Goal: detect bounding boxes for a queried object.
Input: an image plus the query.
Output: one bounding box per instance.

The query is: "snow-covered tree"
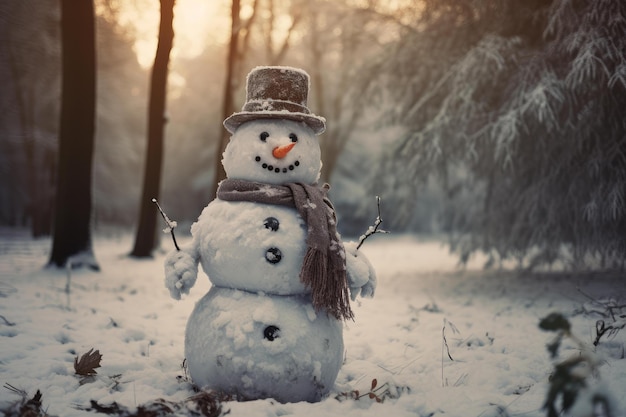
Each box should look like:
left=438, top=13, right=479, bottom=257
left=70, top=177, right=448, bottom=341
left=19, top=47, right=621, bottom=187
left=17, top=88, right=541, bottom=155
left=370, top=0, right=626, bottom=269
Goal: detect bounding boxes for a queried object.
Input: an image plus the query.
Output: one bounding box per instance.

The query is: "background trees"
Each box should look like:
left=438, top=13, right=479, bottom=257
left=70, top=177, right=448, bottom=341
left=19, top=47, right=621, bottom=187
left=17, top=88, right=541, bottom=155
left=47, top=0, right=99, bottom=269
left=368, top=0, right=626, bottom=269
left=0, top=1, right=147, bottom=233
left=2, top=0, right=625, bottom=271
left=131, top=0, right=176, bottom=257
left=0, top=1, right=60, bottom=236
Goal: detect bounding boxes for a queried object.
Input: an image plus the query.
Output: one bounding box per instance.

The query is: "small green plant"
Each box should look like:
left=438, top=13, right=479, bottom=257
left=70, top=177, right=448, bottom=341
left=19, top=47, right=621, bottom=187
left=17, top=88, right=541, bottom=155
left=539, top=313, right=616, bottom=417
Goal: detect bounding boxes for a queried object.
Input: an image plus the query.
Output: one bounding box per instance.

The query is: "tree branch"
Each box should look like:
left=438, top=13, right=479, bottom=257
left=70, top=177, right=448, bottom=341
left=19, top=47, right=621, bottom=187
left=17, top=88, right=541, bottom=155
left=152, top=198, right=180, bottom=251
left=357, top=196, right=389, bottom=250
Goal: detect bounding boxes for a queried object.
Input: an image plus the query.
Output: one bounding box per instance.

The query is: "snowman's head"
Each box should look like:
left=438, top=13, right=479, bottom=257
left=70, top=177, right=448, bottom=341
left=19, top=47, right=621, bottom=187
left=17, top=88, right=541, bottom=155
left=222, top=119, right=322, bottom=185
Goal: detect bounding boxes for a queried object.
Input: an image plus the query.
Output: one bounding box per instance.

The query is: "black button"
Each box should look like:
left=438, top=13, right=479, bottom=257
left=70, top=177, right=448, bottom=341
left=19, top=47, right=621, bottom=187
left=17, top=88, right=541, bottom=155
left=265, top=247, right=282, bottom=264
left=264, top=325, right=280, bottom=341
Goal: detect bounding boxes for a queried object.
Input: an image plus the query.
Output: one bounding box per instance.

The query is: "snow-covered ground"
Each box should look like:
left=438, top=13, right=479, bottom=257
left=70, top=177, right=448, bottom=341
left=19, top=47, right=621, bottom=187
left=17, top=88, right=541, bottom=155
left=1, top=230, right=625, bottom=416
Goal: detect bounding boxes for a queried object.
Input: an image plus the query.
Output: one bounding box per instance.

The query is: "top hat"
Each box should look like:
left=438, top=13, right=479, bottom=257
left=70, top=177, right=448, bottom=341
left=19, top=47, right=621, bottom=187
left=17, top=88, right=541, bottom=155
left=223, top=66, right=326, bottom=135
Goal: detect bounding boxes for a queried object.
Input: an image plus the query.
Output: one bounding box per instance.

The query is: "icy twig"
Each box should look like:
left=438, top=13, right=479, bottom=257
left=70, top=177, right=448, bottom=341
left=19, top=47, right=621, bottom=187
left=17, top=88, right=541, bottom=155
left=575, top=287, right=626, bottom=345
left=0, top=315, right=15, bottom=326
left=356, top=196, right=389, bottom=250
left=442, top=318, right=459, bottom=387
left=152, top=198, right=180, bottom=251
left=3, top=383, right=27, bottom=397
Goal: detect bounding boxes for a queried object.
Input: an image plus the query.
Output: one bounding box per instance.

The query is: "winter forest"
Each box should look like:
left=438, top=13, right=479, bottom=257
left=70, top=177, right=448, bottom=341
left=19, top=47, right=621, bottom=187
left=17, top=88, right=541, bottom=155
left=2, top=0, right=626, bottom=268
left=1, top=0, right=626, bottom=416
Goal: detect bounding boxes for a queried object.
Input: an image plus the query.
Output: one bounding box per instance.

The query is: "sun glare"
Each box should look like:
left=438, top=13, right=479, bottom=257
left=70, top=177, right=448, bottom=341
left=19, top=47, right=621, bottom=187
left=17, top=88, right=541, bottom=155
left=116, top=0, right=230, bottom=68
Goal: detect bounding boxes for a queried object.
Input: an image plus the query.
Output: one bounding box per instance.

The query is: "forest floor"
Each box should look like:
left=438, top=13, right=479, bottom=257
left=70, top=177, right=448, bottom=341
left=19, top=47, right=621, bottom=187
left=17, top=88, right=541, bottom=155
left=0, top=229, right=625, bottom=417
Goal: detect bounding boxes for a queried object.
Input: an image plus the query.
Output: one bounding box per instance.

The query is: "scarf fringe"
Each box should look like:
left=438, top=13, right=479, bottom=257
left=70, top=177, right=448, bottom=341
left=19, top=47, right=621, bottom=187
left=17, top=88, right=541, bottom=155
left=302, top=248, right=354, bottom=321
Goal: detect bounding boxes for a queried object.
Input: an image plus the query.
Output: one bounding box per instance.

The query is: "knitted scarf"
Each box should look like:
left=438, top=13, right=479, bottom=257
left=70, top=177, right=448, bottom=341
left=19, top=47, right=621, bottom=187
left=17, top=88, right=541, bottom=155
left=217, top=178, right=354, bottom=321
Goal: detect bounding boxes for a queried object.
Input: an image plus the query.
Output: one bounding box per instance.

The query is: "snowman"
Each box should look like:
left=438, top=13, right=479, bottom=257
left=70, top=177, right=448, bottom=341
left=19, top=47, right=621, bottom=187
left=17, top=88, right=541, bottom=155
left=164, top=66, right=376, bottom=403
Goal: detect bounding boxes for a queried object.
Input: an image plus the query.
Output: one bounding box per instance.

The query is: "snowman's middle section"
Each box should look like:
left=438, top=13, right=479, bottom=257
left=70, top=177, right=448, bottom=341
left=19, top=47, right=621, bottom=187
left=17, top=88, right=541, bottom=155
left=193, top=199, right=309, bottom=295
left=186, top=197, right=346, bottom=402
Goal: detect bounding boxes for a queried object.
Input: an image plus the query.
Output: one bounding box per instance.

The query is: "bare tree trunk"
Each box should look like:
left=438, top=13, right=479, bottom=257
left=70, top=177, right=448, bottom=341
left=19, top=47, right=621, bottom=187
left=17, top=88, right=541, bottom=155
left=48, top=0, right=98, bottom=270
left=131, top=0, right=175, bottom=258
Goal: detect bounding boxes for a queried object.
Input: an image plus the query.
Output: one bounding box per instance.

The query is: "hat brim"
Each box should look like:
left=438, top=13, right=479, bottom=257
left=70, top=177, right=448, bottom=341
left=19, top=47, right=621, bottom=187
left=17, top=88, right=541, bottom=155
left=223, top=111, right=326, bottom=135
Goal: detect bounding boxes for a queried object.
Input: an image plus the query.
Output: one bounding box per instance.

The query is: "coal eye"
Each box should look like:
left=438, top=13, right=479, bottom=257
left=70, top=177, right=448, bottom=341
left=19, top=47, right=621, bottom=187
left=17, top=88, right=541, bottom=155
left=289, top=133, right=298, bottom=143
left=260, top=132, right=269, bottom=142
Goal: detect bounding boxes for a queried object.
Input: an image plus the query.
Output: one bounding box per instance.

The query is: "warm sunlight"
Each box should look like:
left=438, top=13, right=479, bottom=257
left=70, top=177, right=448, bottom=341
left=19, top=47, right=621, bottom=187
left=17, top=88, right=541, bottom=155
left=4, top=1, right=626, bottom=415
left=117, top=0, right=230, bottom=68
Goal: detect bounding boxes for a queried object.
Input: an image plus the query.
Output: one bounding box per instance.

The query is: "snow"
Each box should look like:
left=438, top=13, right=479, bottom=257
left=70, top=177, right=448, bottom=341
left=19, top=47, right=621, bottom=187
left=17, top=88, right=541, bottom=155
left=1, top=231, right=625, bottom=416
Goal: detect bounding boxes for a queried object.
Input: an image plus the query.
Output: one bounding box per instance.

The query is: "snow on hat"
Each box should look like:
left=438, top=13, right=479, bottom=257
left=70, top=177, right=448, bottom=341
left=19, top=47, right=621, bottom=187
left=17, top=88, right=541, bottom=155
left=223, top=66, right=326, bottom=135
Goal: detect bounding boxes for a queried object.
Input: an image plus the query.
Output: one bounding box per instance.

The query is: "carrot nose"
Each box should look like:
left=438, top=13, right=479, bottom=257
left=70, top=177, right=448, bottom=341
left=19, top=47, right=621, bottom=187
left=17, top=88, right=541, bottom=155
left=272, top=142, right=296, bottom=159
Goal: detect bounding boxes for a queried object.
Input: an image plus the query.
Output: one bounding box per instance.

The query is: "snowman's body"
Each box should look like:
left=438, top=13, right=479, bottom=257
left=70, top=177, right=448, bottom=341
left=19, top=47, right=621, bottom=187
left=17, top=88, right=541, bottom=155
left=183, top=198, right=344, bottom=401
left=185, top=287, right=343, bottom=403
left=165, top=67, right=375, bottom=403
left=191, top=200, right=308, bottom=295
